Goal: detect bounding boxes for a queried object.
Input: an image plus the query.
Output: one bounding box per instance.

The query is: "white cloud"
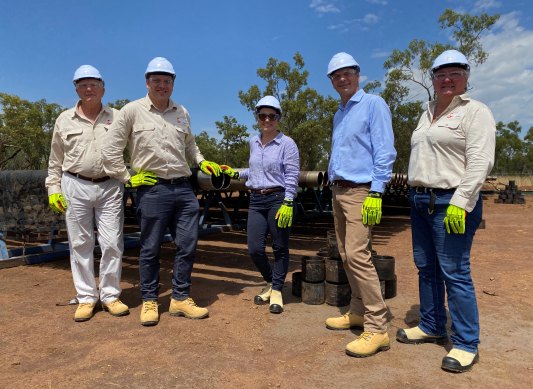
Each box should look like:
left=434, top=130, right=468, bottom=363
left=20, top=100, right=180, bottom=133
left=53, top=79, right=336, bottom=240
left=371, top=50, right=391, bottom=59
left=310, top=0, right=340, bottom=15
left=366, top=0, right=388, bottom=5
left=327, top=14, right=380, bottom=32
left=363, top=13, right=379, bottom=24
left=473, top=0, right=502, bottom=12
left=469, top=12, right=533, bottom=129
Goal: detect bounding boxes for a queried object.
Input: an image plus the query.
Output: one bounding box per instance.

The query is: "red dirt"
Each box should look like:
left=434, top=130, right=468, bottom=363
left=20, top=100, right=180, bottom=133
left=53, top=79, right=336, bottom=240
left=0, top=196, right=532, bottom=388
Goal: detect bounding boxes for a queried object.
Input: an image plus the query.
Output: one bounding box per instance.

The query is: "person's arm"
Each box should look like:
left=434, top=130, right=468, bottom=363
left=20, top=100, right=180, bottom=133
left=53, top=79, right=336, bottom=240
left=101, top=107, right=132, bottom=183
left=45, top=119, right=65, bottom=196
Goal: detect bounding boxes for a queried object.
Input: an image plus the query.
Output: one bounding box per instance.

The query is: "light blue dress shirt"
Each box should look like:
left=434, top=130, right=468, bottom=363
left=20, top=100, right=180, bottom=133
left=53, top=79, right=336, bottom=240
left=328, top=89, right=396, bottom=193
left=239, top=132, right=300, bottom=200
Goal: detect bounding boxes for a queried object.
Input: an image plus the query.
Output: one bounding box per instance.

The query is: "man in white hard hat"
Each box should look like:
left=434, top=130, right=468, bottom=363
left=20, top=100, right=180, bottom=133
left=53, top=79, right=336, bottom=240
left=324, top=52, right=397, bottom=357
left=102, top=56, right=229, bottom=326
left=46, top=65, right=129, bottom=322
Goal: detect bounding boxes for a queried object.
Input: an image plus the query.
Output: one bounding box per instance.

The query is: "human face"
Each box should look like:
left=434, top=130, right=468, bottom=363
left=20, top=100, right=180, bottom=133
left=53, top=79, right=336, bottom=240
left=75, top=78, right=104, bottom=104
left=330, top=67, right=359, bottom=104
left=432, top=66, right=468, bottom=99
left=256, top=107, right=280, bottom=135
left=146, top=74, right=174, bottom=108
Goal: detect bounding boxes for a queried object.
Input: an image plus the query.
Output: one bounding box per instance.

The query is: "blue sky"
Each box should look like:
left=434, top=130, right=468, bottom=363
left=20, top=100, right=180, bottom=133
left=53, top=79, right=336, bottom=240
left=1, top=0, right=532, bottom=138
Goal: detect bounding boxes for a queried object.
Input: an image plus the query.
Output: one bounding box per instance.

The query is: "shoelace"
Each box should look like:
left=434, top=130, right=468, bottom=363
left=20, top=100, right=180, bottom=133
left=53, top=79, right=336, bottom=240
left=78, top=303, right=94, bottom=308
left=143, top=301, right=158, bottom=312
left=185, top=298, right=197, bottom=306
left=359, top=331, right=374, bottom=341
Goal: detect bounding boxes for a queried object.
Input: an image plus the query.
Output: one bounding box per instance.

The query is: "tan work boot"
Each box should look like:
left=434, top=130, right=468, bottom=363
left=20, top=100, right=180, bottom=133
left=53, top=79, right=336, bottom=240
left=169, top=297, right=209, bottom=319
left=396, top=326, right=447, bottom=345
left=254, top=283, right=272, bottom=305
left=140, top=300, right=159, bottom=326
left=102, top=299, right=130, bottom=317
left=325, top=312, right=364, bottom=330
left=441, top=348, right=479, bottom=373
left=345, top=331, right=390, bottom=358
left=269, top=289, right=283, bottom=314
left=74, top=302, right=96, bottom=322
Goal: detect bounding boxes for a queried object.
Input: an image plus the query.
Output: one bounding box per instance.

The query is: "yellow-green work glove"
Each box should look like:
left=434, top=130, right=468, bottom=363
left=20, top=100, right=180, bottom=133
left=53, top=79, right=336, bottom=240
left=275, top=199, right=294, bottom=228
left=127, top=171, right=158, bottom=188
left=199, top=160, right=221, bottom=177
left=444, top=204, right=466, bottom=234
left=362, top=191, right=382, bottom=226
left=220, top=165, right=239, bottom=179
left=49, top=193, right=67, bottom=214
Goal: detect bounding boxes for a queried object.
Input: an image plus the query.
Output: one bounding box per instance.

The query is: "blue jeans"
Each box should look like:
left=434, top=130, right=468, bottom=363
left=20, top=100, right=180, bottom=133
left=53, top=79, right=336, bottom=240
left=409, top=189, right=482, bottom=353
left=247, top=192, right=291, bottom=291
left=136, top=182, right=199, bottom=301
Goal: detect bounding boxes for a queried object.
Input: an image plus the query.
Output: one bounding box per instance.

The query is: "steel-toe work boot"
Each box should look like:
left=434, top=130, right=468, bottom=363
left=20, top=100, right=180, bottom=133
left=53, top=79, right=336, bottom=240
left=102, top=299, right=130, bottom=317
left=396, top=326, right=447, bottom=344
left=140, top=300, right=159, bottom=326
left=345, top=331, right=390, bottom=357
left=325, top=312, right=364, bottom=330
left=74, top=303, right=96, bottom=322
left=269, top=289, right=283, bottom=314
left=169, top=297, right=209, bottom=319
left=441, top=348, right=479, bottom=373
left=254, top=283, right=272, bottom=305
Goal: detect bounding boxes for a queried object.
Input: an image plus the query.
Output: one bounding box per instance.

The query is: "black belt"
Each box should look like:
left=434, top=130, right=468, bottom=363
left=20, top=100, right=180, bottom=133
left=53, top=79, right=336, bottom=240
left=413, top=187, right=456, bottom=194
left=67, top=171, right=110, bottom=183
left=250, top=187, right=284, bottom=195
left=156, top=177, right=189, bottom=185
left=331, top=180, right=371, bottom=188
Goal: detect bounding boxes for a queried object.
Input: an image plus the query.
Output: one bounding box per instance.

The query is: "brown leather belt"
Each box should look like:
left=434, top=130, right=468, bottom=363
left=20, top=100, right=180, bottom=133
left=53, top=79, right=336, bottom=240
left=250, top=187, right=284, bottom=195
left=331, top=180, right=370, bottom=188
left=67, top=171, right=110, bottom=183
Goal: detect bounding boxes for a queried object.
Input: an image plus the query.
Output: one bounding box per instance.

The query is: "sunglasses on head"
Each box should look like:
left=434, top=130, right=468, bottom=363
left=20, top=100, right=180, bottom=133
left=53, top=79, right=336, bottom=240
left=257, top=113, right=280, bottom=121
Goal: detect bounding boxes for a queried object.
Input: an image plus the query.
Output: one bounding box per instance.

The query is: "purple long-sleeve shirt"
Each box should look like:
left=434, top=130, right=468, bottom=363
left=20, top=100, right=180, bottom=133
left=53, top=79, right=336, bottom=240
left=239, top=132, right=300, bottom=200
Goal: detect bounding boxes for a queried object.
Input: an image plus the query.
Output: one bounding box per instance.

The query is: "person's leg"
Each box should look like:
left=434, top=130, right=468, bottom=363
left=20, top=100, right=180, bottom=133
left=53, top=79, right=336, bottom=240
left=62, top=174, right=98, bottom=304
left=247, top=194, right=272, bottom=284
left=268, top=193, right=289, bottom=292
left=94, top=179, right=124, bottom=304
left=136, top=185, right=173, bottom=301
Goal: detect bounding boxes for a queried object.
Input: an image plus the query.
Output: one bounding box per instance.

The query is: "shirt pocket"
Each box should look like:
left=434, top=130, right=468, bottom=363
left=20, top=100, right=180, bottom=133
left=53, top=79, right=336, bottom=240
left=431, top=117, right=463, bottom=145
left=171, top=125, right=188, bottom=153
left=132, top=123, right=157, bottom=150
left=61, top=127, right=86, bottom=158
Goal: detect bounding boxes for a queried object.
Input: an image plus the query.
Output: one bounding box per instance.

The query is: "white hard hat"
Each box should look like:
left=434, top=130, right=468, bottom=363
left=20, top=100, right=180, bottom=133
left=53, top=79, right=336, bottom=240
left=431, top=50, right=470, bottom=74
left=327, top=52, right=360, bottom=76
left=145, top=57, right=176, bottom=79
left=255, top=95, right=282, bottom=114
left=73, top=65, right=102, bottom=83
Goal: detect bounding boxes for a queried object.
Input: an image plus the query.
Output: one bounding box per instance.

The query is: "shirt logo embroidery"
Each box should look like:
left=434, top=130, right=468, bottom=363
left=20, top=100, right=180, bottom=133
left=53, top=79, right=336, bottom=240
left=446, top=112, right=462, bottom=119
left=106, top=119, right=112, bottom=125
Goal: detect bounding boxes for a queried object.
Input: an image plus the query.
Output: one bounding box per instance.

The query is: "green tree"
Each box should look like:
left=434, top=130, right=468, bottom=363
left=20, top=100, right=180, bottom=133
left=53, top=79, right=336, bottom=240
left=195, top=131, right=223, bottom=164
left=0, top=93, right=63, bottom=170
left=215, top=116, right=249, bottom=167
left=107, top=99, right=130, bottom=110
left=494, top=121, right=526, bottom=174
left=378, top=9, right=500, bottom=172
left=239, top=53, right=338, bottom=170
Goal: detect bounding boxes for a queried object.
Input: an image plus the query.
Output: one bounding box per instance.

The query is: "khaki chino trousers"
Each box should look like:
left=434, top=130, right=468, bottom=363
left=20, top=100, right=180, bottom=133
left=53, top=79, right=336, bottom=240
left=332, top=186, right=388, bottom=332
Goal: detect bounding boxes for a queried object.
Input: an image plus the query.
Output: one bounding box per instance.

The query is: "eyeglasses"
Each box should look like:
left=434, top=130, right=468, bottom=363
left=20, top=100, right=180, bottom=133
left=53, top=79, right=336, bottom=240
left=432, top=71, right=467, bottom=81
left=76, top=82, right=102, bottom=89
left=257, top=113, right=281, bottom=122
left=329, top=69, right=358, bottom=82
left=149, top=78, right=173, bottom=86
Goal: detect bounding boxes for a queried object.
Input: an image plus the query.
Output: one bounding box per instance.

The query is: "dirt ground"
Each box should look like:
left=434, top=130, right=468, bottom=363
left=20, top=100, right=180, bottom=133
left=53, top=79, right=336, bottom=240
left=1, top=196, right=532, bottom=389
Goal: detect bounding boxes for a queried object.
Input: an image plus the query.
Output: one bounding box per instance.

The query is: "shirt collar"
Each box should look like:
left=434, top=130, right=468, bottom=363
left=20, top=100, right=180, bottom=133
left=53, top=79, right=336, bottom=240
left=340, top=89, right=365, bottom=110
left=253, top=131, right=283, bottom=145
left=71, top=100, right=111, bottom=119
left=142, top=94, right=177, bottom=112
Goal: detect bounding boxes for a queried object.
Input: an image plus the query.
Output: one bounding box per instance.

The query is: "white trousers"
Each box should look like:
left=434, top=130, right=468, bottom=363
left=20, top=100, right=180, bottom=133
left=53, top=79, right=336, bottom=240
left=62, top=174, right=124, bottom=304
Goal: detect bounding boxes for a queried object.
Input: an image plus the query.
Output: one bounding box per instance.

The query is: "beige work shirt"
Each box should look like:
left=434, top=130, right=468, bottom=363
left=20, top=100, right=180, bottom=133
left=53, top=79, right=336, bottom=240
left=408, top=94, right=495, bottom=212
left=45, top=103, right=116, bottom=195
left=101, top=95, right=204, bottom=183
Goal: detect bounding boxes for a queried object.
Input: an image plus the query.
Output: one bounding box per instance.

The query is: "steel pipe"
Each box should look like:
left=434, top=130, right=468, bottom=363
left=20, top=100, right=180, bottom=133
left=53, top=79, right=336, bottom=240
left=299, top=171, right=324, bottom=188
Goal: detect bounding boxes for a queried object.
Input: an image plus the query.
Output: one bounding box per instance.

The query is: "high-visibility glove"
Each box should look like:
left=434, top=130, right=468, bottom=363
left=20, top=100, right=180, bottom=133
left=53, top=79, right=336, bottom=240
left=49, top=193, right=67, bottom=214
left=444, top=204, right=466, bottom=234
left=199, top=160, right=221, bottom=177
left=275, top=199, right=294, bottom=228
left=362, top=191, right=382, bottom=226
left=126, top=171, right=158, bottom=188
left=220, top=165, right=240, bottom=180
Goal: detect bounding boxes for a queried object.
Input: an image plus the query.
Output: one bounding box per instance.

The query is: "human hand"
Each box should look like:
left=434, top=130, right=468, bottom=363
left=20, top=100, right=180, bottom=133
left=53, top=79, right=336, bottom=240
left=275, top=199, right=294, bottom=228
left=127, top=171, right=158, bottom=188
left=362, top=192, right=382, bottom=226
left=444, top=204, right=466, bottom=234
left=220, top=165, right=240, bottom=180
left=49, top=193, right=67, bottom=214
left=199, top=160, right=221, bottom=177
